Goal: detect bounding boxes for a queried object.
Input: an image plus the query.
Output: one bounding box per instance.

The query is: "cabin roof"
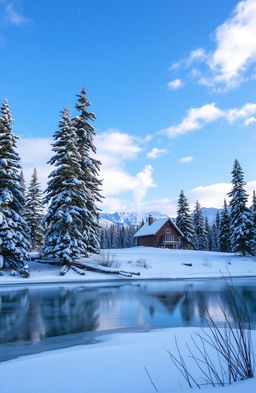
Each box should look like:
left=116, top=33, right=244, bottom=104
left=133, top=217, right=183, bottom=237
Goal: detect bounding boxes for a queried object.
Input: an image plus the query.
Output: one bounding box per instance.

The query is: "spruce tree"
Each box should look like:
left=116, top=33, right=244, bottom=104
left=25, top=168, right=44, bottom=249
left=0, top=99, right=30, bottom=269
left=219, top=199, right=231, bottom=252
left=205, top=217, right=211, bottom=251
left=228, top=160, right=255, bottom=255
left=176, top=190, right=195, bottom=249
left=73, top=89, right=103, bottom=254
left=214, top=211, right=220, bottom=251
left=209, top=223, right=218, bottom=251
left=251, top=190, right=256, bottom=227
left=193, top=200, right=208, bottom=250
left=43, top=107, right=93, bottom=264
left=20, top=169, right=26, bottom=190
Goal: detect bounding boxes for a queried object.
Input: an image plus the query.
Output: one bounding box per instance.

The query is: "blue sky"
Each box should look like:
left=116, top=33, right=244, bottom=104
left=1, top=0, right=256, bottom=214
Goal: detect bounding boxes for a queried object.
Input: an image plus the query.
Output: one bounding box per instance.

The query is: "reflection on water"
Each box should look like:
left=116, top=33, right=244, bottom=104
left=0, top=278, right=256, bottom=361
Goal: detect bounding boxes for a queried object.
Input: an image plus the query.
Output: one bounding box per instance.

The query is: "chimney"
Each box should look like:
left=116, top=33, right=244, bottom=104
left=148, top=215, right=153, bottom=225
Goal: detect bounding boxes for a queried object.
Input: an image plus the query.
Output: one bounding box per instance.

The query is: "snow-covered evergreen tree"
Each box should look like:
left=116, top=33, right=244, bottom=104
left=99, top=224, right=137, bottom=249
left=251, top=190, right=256, bottom=227
left=19, top=169, right=26, bottom=215
left=43, top=107, right=94, bottom=264
left=214, top=211, right=220, bottom=251
left=209, top=223, right=218, bottom=251
left=176, top=190, right=195, bottom=249
left=0, top=99, right=30, bottom=269
left=205, top=217, right=211, bottom=251
left=73, top=89, right=103, bottom=254
left=228, top=160, right=255, bottom=255
left=193, top=200, right=208, bottom=250
left=219, top=199, right=231, bottom=252
left=20, top=169, right=26, bottom=190
left=25, top=168, right=44, bottom=249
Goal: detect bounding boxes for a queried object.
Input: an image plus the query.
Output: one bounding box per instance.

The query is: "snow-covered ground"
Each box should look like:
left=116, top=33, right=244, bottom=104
left=1, top=247, right=256, bottom=285
left=0, top=327, right=255, bottom=393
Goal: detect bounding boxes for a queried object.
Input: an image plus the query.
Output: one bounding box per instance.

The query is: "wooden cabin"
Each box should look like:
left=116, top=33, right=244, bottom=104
left=133, top=215, right=183, bottom=249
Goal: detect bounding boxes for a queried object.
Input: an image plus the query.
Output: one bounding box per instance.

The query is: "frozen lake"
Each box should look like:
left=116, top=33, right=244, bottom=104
left=0, top=277, right=256, bottom=362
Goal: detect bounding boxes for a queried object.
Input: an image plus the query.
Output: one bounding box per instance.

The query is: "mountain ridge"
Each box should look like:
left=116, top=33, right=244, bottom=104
left=100, top=207, right=220, bottom=227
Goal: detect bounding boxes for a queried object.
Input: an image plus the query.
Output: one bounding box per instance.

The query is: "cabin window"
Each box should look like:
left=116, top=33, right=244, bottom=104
left=165, top=228, right=171, bottom=234
left=165, top=235, right=174, bottom=242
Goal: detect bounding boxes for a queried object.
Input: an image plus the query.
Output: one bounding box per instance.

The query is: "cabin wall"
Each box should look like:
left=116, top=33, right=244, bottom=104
left=137, top=235, right=156, bottom=247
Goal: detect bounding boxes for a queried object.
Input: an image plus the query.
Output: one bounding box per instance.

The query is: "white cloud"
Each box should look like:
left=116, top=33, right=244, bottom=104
left=187, top=183, right=232, bottom=208
left=136, top=180, right=256, bottom=217
left=147, top=147, right=167, bottom=159
left=188, top=48, right=207, bottom=63
left=187, top=180, right=256, bottom=208
left=18, top=137, right=52, bottom=190
left=180, top=156, right=193, bottom=163
left=162, top=102, right=256, bottom=138
left=244, top=116, right=256, bottom=125
left=133, top=165, right=155, bottom=211
left=226, top=103, right=256, bottom=122
left=209, top=0, right=256, bottom=89
left=17, top=129, right=155, bottom=212
left=172, top=0, right=256, bottom=91
left=167, top=78, right=184, bottom=90
left=163, top=103, right=224, bottom=138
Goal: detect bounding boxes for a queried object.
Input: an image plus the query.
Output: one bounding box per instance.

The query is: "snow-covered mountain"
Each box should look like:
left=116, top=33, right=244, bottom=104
left=100, top=211, right=168, bottom=227
left=199, top=207, right=220, bottom=226
left=100, top=208, right=220, bottom=227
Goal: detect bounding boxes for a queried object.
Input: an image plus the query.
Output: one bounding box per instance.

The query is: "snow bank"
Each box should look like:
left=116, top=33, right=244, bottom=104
left=0, top=327, right=255, bottom=393
left=0, top=247, right=256, bottom=285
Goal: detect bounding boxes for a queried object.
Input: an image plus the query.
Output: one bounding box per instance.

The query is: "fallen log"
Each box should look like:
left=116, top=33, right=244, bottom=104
left=74, top=261, right=133, bottom=278
left=71, top=265, right=86, bottom=275
left=35, top=258, right=140, bottom=278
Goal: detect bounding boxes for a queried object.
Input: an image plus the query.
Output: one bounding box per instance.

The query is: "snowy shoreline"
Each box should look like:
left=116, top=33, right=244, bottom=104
left=1, top=327, right=255, bottom=393
left=2, top=274, right=256, bottom=288
left=1, top=247, right=256, bottom=286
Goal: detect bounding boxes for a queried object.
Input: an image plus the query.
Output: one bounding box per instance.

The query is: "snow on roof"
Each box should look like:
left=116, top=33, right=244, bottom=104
left=134, top=217, right=183, bottom=237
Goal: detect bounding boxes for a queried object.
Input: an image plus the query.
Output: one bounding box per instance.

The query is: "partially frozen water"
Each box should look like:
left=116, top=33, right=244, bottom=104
left=0, top=277, right=256, bottom=361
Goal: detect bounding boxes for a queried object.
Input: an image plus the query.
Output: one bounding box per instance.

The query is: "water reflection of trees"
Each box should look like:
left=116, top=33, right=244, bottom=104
left=1, top=282, right=256, bottom=346
left=141, top=283, right=256, bottom=327
left=0, top=288, right=100, bottom=344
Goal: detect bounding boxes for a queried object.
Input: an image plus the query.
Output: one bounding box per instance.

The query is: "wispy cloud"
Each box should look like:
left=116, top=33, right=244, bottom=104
left=180, top=156, right=193, bottom=163
left=147, top=147, right=168, bottom=159
left=167, top=78, right=184, bottom=90
left=161, top=102, right=256, bottom=138
left=170, top=0, right=256, bottom=91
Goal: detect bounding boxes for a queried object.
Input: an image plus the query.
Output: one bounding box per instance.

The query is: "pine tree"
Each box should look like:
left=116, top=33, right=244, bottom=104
left=176, top=190, right=195, bottom=249
left=219, top=199, right=231, bottom=252
left=73, top=89, right=103, bottom=254
left=205, top=217, right=211, bottom=251
left=228, top=160, right=255, bottom=255
left=251, top=190, right=256, bottom=227
left=0, top=99, right=30, bottom=270
left=25, top=168, right=44, bottom=249
left=19, top=169, right=26, bottom=215
left=43, top=107, right=94, bottom=264
left=20, top=169, right=26, bottom=190
left=193, top=200, right=208, bottom=250
left=214, top=211, right=220, bottom=251
left=209, top=223, right=218, bottom=251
